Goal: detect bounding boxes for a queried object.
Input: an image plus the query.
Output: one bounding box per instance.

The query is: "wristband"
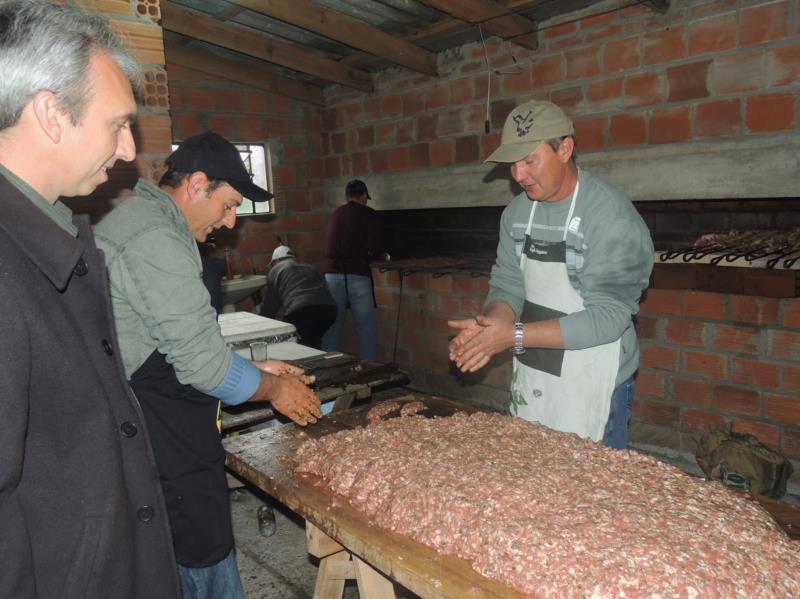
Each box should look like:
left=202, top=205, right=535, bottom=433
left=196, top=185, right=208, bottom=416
left=511, top=322, right=526, bottom=356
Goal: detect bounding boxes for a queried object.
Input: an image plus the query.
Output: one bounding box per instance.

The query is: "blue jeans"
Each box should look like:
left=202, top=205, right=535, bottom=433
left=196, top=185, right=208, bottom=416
left=321, top=273, right=377, bottom=361
left=177, top=548, right=245, bottom=599
left=602, top=375, right=635, bottom=450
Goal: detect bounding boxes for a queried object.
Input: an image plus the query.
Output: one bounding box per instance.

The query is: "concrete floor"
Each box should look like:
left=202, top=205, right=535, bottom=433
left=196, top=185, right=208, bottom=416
left=231, top=487, right=412, bottom=599
left=231, top=487, right=352, bottom=599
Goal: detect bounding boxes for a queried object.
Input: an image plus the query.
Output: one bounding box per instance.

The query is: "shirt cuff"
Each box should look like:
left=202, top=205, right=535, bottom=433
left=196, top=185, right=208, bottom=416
left=208, top=352, right=261, bottom=405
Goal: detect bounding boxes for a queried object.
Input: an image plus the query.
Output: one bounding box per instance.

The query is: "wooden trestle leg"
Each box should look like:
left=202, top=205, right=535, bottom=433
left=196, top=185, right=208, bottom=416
left=307, top=522, right=397, bottom=599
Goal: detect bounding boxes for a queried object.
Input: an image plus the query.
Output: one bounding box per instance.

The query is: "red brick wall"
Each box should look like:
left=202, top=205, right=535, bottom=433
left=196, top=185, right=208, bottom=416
left=165, top=64, right=326, bottom=277
left=635, top=290, right=800, bottom=460
left=323, top=0, right=800, bottom=174
left=371, top=268, right=512, bottom=410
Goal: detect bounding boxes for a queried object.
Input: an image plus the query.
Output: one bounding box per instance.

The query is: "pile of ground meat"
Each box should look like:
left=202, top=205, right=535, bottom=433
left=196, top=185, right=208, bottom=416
left=293, top=412, right=800, bottom=598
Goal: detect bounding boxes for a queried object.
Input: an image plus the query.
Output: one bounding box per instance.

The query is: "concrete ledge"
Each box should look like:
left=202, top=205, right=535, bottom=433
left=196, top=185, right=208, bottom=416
left=325, top=135, right=800, bottom=210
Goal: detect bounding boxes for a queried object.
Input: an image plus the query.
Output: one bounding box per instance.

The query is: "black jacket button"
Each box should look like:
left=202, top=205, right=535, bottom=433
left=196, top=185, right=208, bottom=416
left=120, top=421, right=138, bottom=437
left=137, top=506, right=154, bottom=522
left=101, top=339, right=113, bottom=356
left=73, top=258, right=88, bottom=276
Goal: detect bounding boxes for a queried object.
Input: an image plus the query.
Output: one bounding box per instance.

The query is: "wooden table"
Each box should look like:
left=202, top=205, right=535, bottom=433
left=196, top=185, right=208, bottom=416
left=224, top=394, right=800, bottom=598
left=223, top=394, right=528, bottom=599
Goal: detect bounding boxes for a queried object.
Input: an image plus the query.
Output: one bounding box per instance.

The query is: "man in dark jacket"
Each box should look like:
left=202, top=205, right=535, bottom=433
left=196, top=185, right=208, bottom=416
left=321, top=179, right=386, bottom=360
left=0, top=2, right=180, bottom=598
left=261, top=244, right=337, bottom=349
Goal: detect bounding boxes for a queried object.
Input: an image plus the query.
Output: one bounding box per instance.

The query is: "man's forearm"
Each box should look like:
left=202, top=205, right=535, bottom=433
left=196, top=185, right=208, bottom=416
left=484, top=301, right=565, bottom=349
left=483, top=300, right=515, bottom=321
left=523, top=319, right=565, bottom=349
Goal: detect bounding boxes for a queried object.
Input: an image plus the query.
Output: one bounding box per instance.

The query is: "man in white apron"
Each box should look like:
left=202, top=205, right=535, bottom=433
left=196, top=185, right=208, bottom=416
left=449, top=100, right=654, bottom=448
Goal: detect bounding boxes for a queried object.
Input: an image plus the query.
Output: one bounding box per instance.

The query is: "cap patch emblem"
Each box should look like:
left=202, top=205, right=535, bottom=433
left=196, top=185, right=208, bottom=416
left=514, top=111, right=534, bottom=137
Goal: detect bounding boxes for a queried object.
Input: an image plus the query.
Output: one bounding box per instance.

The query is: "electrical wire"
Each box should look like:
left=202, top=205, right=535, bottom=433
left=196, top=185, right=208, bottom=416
left=478, top=24, right=492, bottom=134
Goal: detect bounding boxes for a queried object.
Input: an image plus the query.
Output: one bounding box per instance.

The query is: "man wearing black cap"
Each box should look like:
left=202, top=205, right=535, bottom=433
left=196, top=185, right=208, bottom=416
left=321, top=179, right=386, bottom=360
left=95, top=131, right=322, bottom=599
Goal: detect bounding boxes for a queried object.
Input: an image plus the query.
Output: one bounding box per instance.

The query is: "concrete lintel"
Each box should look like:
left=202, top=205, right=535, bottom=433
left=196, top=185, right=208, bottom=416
left=324, top=136, right=800, bottom=210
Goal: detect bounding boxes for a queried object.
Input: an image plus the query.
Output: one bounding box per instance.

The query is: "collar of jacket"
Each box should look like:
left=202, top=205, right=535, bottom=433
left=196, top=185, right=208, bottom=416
left=0, top=174, right=87, bottom=292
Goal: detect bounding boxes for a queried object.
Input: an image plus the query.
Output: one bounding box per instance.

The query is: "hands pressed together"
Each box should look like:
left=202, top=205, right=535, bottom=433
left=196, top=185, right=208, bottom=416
left=254, top=359, right=322, bottom=426
left=448, top=315, right=515, bottom=372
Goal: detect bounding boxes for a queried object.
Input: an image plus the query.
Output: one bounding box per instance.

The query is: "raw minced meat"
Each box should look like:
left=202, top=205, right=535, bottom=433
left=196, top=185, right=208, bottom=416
left=293, top=412, right=800, bottom=598
left=366, top=401, right=401, bottom=424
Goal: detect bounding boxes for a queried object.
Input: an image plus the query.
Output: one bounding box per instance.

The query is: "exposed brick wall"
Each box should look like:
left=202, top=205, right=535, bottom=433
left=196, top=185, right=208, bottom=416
left=165, top=64, right=326, bottom=277
left=634, top=290, right=800, bottom=467
left=323, top=0, right=800, bottom=177
left=371, top=268, right=512, bottom=411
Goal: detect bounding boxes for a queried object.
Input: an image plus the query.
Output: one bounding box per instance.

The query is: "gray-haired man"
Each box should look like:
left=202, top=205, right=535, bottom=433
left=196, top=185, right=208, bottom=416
left=0, top=1, right=179, bottom=597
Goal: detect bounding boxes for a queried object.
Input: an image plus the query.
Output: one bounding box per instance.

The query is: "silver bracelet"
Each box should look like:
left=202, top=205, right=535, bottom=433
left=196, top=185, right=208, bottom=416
left=511, top=321, right=526, bottom=355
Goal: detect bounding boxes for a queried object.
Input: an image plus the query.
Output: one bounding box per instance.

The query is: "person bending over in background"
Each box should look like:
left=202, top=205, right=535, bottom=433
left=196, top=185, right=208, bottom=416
left=261, top=244, right=337, bottom=350
left=0, top=2, right=180, bottom=597
left=95, top=131, right=321, bottom=599
left=322, top=179, right=386, bottom=360
left=449, top=100, right=653, bottom=450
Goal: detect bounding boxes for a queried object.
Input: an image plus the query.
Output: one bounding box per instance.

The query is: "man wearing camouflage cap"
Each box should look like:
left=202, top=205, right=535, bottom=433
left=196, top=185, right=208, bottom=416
left=449, top=100, right=654, bottom=449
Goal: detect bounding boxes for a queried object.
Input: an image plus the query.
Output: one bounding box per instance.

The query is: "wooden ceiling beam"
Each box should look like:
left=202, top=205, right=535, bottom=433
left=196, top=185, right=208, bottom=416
left=643, top=0, right=670, bottom=13
left=165, top=42, right=325, bottom=106
left=419, top=0, right=538, bottom=49
left=229, top=0, right=438, bottom=76
left=161, top=1, right=372, bottom=92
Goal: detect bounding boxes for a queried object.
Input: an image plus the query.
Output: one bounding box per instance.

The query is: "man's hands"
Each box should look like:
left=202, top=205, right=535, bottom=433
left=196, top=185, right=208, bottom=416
left=448, top=316, right=515, bottom=373
left=255, top=359, right=316, bottom=385
left=254, top=360, right=322, bottom=426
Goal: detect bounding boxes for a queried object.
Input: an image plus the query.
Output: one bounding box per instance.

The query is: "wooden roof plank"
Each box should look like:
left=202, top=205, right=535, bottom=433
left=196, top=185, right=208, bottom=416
left=419, top=0, right=538, bottom=49
left=165, top=42, right=326, bottom=106
left=230, top=0, right=438, bottom=76
left=161, top=1, right=372, bottom=92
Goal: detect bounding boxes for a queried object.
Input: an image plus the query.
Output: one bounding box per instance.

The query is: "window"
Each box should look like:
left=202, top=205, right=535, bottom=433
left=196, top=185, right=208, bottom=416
left=170, top=142, right=274, bottom=216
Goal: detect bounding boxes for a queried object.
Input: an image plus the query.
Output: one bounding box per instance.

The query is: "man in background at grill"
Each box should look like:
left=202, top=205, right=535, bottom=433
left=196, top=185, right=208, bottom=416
left=95, top=131, right=321, bottom=599
left=261, top=244, right=337, bottom=350
left=0, top=2, right=180, bottom=597
left=322, top=179, right=386, bottom=360
left=449, top=100, right=654, bottom=449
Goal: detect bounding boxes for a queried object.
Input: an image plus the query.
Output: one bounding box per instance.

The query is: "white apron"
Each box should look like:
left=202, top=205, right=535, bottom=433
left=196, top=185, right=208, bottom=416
left=511, top=183, right=620, bottom=441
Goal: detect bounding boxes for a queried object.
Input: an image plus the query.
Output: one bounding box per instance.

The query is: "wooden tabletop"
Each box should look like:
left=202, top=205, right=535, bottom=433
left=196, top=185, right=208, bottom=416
left=224, top=394, right=800, bottom=597
left=223, top=394, right=528, bottom=599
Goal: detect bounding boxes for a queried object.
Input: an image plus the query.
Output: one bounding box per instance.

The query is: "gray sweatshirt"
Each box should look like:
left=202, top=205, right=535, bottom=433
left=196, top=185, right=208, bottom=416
left=485, top=167, right=654, bottom=384
left=95, top=179, right=231, bottom=392
left=261, top=258, right=334, bottom=318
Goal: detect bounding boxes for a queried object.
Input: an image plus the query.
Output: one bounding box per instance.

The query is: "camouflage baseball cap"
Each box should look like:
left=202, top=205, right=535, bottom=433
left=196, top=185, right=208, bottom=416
left=485, top=100, right=574, bottom=163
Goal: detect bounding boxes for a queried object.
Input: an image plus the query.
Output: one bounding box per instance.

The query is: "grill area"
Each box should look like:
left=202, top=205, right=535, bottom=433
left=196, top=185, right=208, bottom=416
left=379, top=199, right=800, bottom=298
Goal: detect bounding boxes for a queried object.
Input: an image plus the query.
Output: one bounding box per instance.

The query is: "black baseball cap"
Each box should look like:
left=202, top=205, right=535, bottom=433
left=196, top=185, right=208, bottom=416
left=165, top=131, right=274, bottom=202
left=345, top=179, right=370, bottom=199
